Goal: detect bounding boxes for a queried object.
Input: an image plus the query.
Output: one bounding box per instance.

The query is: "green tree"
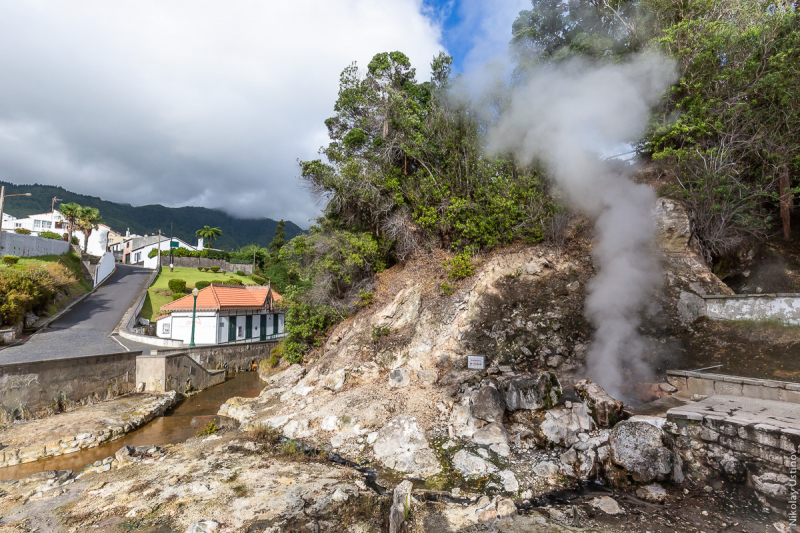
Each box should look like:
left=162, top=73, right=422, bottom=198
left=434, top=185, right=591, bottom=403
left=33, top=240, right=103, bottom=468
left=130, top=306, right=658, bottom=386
left=195, top=226, right=223, bottom=248
left=269, top=220, right=287, bottom=254
left=77, top=206, right=102, bottom=254
left=58, top=202, right=82, bottom=245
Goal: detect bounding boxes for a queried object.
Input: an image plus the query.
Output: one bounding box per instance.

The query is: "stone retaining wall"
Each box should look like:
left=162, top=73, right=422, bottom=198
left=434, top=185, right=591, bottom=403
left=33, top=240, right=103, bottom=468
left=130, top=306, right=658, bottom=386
left=0, top=352, right=140, bottom=422
left=185, top=340, right=279, bottom=373
left=170, top=256, right=254, bottom=275
left=666, top=370, right=800, bottom=403
left=668, top=409, right=798, bottom=513
left=0, top=392, right=177, bottom=468
left=136, top=353, right=225, bottom=393
left=703, top=293, right=800, bottom=325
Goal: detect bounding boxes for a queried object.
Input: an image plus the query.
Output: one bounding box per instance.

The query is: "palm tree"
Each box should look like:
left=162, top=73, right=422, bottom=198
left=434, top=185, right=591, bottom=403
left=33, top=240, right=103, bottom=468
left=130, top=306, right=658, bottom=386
left=77, top=206, right=102, bottom=254
left=58, top=202, right=82, bottom=245
left=195, top=226, right=222, bottom=248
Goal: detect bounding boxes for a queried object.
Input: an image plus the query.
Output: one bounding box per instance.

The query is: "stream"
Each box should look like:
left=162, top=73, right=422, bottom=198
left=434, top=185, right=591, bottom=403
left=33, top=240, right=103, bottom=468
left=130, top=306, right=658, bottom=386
left=0, top=371, right=264, bottom=481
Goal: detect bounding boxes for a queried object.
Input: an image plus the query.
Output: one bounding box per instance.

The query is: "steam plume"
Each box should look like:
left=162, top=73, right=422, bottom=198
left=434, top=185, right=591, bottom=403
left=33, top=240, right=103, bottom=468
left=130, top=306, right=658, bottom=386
left=487, top=54, right=677, bottom=395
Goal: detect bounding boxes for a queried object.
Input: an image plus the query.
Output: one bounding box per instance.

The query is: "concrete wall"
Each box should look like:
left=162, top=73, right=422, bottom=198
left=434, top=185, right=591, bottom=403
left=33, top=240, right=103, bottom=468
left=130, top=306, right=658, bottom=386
left=0, top=352, right=139, bottom=421
left=93, top=251, right=116, bottom=288
left=136, top=352, right=225, bottom=393
left=186, top=340, right=279, bottom=372
left=170, top=256, right=254, bottom=275
left=0, top=323, right=22, bottom=345
left=666, top=370, right=800, bottom=403
left=0, top=232, right=70, bottom=258
left=703, top=293, right=800, bottom=325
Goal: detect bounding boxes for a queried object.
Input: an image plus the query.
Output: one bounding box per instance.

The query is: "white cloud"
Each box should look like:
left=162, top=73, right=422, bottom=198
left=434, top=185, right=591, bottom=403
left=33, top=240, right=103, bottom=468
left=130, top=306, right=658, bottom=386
left=0, top=1, right=445, bottom=226
left=449, top=0, right=530, bottom=72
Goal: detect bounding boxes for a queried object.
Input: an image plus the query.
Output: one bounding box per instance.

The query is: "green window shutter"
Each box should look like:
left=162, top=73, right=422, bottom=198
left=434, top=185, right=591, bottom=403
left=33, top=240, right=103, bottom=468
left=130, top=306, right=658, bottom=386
left=260, top=314, right=267, bottom=341
left=228, top=317, right=236, bottom=342
left=245, top=315, right=253, bottom=338
left=273, top=313, right=279, bottom=335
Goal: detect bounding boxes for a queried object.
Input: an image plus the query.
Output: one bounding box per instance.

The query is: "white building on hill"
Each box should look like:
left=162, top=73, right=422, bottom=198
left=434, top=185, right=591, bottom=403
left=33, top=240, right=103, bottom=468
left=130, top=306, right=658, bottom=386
left=2, top=211, right=118, bottom=256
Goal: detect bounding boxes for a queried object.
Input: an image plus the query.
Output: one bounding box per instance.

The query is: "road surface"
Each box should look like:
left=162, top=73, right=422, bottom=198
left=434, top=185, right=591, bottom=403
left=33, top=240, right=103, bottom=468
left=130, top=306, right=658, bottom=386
left=0, top=264, right=153, bottom=363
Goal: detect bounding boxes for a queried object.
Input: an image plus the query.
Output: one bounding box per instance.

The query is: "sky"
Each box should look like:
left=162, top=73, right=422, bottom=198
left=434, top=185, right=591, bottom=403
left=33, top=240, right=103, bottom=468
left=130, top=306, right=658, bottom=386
left=0, top=1, right=529, bottom=227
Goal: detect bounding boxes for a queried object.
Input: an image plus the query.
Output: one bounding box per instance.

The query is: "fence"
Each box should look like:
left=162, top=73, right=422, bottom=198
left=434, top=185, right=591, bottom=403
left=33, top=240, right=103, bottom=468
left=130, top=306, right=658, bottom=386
left=0, top=232, right=70, bottom=258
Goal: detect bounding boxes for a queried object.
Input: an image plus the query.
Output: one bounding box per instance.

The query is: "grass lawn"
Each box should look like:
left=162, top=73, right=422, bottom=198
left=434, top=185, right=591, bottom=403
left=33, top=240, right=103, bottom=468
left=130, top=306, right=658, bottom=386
left=139, top=266, right=256, bottom=322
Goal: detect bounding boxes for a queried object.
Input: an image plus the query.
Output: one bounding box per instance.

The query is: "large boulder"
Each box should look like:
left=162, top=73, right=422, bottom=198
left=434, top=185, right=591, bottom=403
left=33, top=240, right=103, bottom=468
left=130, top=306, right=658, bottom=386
left=266, top=364, right=305, bottom=388
left=470, top=381, right=506, bottom=423
left=574, top=379, right=626, bottom=428
left=501, top=372, right=562, bottom=411
left=540, top=402, right=593, bottom=447
left=608, top=420, right=673, bottom=483
left=372, top=415, right=441, bottom=478
left=452, top=449, right=497, bottom=477
left=472, top=422, right=509, bottom=446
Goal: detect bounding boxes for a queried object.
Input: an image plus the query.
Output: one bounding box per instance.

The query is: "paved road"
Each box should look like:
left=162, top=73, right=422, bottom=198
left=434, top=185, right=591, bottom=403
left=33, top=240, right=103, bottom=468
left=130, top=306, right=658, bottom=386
left=0, top=265, right=153, bottom=363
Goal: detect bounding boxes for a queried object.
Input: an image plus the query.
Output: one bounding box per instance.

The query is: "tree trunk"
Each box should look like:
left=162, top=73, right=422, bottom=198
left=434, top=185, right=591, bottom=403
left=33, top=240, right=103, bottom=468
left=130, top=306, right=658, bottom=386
left=780, top=163, right=791, bottom=240
left=83, top=229, right=91, bottom=254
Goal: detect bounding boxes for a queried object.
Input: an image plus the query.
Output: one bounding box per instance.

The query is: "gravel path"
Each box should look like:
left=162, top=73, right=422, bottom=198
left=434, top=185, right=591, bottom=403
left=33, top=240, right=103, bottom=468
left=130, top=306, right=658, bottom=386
left=0, top=265, right=152, bottom=364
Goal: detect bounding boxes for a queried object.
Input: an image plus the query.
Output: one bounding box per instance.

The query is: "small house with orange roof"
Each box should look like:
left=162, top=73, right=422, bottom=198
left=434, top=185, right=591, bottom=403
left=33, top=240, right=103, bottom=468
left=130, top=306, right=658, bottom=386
left=155, top=284, right=284, bottom=345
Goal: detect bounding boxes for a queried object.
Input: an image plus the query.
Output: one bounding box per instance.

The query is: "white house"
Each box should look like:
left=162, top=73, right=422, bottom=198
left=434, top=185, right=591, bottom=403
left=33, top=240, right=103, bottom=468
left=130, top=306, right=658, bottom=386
left=3, top=211, right=115, bottom=256
left=155, top=284, right=285, bottom=345
left=118, top=235, right=203, bottom=268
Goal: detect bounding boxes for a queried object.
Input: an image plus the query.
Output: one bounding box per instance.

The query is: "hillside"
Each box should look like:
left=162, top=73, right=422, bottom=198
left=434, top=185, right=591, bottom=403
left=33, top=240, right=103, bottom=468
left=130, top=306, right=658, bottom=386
left=0, top=181, right=304, bottom=250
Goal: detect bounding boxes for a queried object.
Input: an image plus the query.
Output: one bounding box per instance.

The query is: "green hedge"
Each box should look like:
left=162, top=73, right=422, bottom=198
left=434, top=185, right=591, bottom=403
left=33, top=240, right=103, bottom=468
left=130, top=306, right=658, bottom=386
left=1, top=255, right=20, bottom=266
left=159, top=248, right=230, bottom=261
left=195, top=281, right=212, bottom=290
left=38, top=231, right=63, bottom=240
left=168, top=279, right=187, bottom=294
left=14, top=228, right=31, bottom=235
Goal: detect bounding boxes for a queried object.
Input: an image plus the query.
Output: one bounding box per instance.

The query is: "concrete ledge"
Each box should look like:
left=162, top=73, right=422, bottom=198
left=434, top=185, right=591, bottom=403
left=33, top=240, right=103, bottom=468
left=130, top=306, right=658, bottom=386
left=666, top=370, right=800, bottom=403
left=702, top=292, right=800, bottom=325
left=136, top=352, right=225, bottom=393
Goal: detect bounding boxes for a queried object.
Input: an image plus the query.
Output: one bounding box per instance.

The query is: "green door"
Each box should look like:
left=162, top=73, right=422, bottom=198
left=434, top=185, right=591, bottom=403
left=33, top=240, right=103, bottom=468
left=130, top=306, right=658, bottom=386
left=228, top=317, right=236, bottom=342
left=260, top=314, right=266, bottom=341
left=273, top=313, right=279, bottom=335
left=245, top=315, right=253, bottom=339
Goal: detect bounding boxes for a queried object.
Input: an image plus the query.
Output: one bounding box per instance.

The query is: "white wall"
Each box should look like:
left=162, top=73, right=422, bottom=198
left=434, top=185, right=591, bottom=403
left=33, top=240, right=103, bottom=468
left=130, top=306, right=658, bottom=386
left=132, top=237, right=197, bottom=269
left=704, top=294, right=800, bottom=326
left=0, top=231, right=70, bottom=257
left=157, top=310, right=219, bottom=345
left=94, top=251, right=115, bottom=287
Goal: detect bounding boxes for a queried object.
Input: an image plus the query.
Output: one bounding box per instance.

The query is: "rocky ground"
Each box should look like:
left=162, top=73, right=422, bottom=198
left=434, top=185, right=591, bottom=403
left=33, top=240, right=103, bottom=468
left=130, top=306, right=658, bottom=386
left=0, top=393, right=177, bottom=469
left=0, top=199, right=795, bottom=531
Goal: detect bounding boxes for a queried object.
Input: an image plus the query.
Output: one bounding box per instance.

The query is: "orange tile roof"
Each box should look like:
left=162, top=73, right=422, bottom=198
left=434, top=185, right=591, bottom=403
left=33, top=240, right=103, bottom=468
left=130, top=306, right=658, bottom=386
left=160, top=284, right=281, bottom=313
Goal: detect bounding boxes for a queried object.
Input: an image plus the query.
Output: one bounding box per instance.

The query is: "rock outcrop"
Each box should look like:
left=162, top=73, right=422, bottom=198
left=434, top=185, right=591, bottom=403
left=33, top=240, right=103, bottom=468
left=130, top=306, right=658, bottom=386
left=372, top=415, right=441, bottom=478
left=608, top=420, right=673, bottom=483
left=574, top=379, right=626, bottom=428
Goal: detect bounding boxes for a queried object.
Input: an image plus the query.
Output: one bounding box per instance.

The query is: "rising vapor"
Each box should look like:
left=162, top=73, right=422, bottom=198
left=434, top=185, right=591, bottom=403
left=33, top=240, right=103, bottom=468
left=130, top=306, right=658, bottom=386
left=487, top=53, right=677, bottom=395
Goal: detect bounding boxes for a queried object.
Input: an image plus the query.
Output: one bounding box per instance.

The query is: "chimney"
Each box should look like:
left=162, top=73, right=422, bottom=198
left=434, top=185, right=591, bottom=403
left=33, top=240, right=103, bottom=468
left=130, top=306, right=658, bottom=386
left=198, top=237, right=204, bottom=249
left=125, top=228, right=130, bottom=237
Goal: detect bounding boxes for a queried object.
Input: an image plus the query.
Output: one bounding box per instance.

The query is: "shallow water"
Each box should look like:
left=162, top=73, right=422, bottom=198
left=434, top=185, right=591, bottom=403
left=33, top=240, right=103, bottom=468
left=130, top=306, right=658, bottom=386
left=0, top=371, right=264, bottom=481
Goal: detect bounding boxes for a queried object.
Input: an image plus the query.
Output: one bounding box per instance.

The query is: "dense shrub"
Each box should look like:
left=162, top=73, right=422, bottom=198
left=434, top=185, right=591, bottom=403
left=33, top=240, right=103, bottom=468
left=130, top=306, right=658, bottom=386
left=14, top=228, right=30, bottom=235
left=443, top=250, right=475, bottom=281
left=70, top=236, right=79, bottom=245
left=223, top=278, right=243, bottom=286
left=0, top=262, right=75, bottom=325
left=194, top=281, right=212, bottom=290
left=148, top=249, right=159, bottom=259
left=283, top=300, right=342, bottom=363
left=210, top=266, right=220, bottom=273
left=38, top=231, right=62, bottom=240
left=2, top=256, right=20, bottom=266
left=251, top=274, right=267, bottom=285
left=236, top=270, right=245, bottom=276
left=168, top=278, right=187, bottom=294
left=159, top=248, right=230, bottom=261
left=171, top=292, right=187, bottom=301
left=197, top=266, right=204, bottom=271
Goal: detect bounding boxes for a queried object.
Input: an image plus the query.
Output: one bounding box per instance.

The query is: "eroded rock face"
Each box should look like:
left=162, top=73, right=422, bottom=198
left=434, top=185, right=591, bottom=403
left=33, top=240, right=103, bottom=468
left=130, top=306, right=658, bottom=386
left=501, top=372, right=562, bottom=411
left=608, top=420, right=673, bottom=483
left=470, top=381, right=506, bottom=423
left=540, top=402, right=593, bottom=447
left=574, top=379, right=626, bottom=428
left=472, top=422, right=509, bottom=446
left=372, top=415, right=441, bottom=478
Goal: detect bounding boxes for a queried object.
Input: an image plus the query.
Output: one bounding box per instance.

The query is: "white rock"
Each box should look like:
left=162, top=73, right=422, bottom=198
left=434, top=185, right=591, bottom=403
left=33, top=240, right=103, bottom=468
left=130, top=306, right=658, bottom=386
left=589, top=496, right=624, bottom=515
left=452, top=449, right=497, bottom=477
left=636, top=483, right=667, bottom=503
left=498, top=470, right=519, bottom=492
left=489, top=443, right=510, bottom=457
left=372, top=415, right=441, bottom=478
left=331, top=488, right=350, bottom=503
left=321, top=416, right=341, bottom=432
left=186, top=521, right=219, bottom=533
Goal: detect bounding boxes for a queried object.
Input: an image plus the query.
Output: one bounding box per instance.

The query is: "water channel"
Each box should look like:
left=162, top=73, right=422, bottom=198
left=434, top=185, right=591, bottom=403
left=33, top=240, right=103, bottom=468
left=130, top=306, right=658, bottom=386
left=0, top=371, right=264, bottom=481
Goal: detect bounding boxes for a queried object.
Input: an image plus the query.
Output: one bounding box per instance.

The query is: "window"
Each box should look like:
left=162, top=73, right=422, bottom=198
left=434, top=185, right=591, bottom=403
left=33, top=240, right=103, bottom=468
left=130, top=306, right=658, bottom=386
left=162, top=323, right=170, bottom=335
left=34, top=220, right=42, bottom=228
left=41, top=221, right=52, bottom=229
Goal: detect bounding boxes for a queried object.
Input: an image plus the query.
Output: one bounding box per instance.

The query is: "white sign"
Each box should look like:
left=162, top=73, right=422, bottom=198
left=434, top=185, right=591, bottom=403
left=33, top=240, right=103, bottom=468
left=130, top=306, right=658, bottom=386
left=467, top=355, right=486, bottom=370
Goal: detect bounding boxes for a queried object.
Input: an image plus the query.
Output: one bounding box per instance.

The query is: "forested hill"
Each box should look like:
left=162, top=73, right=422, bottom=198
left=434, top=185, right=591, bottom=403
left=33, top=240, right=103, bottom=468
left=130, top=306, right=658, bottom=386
left=0, top=181, right=304, bottom=250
